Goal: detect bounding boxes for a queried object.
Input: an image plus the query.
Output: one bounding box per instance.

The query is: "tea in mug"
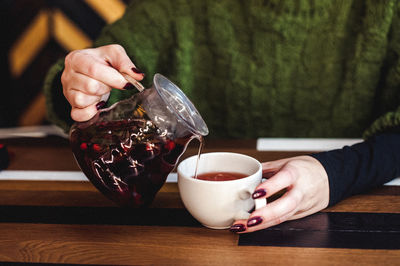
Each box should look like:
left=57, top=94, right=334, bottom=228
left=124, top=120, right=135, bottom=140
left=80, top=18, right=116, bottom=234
left=194, top=172, right=247, bottom=181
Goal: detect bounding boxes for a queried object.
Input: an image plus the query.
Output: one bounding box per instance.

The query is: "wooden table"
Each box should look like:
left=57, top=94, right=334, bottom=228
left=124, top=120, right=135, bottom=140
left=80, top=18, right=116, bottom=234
left=0, top=136, right=399, bottom=265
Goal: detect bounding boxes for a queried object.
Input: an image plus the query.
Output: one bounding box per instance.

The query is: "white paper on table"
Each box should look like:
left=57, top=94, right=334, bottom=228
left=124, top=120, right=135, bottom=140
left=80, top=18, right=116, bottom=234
left=257, top=138, right=363, bottom=151
left=0, top=170, right=178, bottom=183
left=0, top=125, right=68, bottom=139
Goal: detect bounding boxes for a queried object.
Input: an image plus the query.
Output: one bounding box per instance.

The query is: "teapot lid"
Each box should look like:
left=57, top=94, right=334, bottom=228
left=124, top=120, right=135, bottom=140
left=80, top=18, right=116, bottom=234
left=153, top=74, right=209, bottom=136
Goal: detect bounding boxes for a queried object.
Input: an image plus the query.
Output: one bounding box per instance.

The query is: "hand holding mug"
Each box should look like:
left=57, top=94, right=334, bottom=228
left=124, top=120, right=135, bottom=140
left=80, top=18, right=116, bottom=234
left=230, top=155, right=329, bottom=233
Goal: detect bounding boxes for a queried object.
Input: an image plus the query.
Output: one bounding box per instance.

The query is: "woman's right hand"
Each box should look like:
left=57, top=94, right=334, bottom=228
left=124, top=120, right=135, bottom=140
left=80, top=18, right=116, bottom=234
left=61, top=44, right=145, bottom=122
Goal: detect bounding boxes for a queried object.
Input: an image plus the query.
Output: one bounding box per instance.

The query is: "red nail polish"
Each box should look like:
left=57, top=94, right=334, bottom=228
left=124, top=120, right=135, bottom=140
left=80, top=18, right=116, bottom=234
left=230, top=223, right=246, bottom=233
left=252, top=189, right=267, bottom=199
left=132, top=67, right=145, bottom=75
left=124, top=83, right=135, bottom=90
left=96, top=101, right=106, bottom=110
left=247, top=216, right=263, bottom=227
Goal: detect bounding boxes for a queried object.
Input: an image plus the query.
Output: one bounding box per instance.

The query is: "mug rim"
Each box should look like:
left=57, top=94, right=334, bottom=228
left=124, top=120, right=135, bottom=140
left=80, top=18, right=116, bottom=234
left=177, top=152, right=262, bottom=184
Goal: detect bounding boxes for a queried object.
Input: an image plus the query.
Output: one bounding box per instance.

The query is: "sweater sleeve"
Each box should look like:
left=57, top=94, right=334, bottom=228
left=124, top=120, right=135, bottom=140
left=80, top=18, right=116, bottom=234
left=311, top=131, right=400, bottom=206
left=363, top=106, right=400, bottom=138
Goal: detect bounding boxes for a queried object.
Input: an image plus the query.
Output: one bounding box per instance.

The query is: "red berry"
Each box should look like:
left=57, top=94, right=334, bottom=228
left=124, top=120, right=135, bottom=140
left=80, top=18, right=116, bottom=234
left=164, top=140, right=175, bottom=151
left=92, top=144, right=101, bottom=152
left=80, top=143, right=88, bottom=150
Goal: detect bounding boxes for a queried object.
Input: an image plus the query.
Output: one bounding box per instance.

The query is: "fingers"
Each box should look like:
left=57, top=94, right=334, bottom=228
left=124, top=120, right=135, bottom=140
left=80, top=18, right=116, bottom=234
left=230, top=158, right=299, bottom=234
left=65, top=44, right=144, bottom=91
left=63, top=72, right=111, bottom=97
left=67, top=52, right=128, bottom=90
left=257, top=166, right=297, bottom=199
left=230, top=165, right=300, bottom=234
left=65, top=89, right=101, bottom=109
left=230, top=187, right=302, bottom=233
left=99, top=44, right=145, bottom=80
left=62, top=72, right=109, bottom=122
left=248, top=188, right=302, bottom=232
left=230, top=156, right=330, bottom=234
left=70, top=103, right=99, bottom=122
left=62, top=44, right=146, bottom=122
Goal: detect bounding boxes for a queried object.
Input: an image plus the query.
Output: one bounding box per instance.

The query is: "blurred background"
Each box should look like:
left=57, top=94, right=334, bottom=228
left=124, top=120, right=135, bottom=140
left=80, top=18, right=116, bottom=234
left=0, top=0, right=130, bottom=128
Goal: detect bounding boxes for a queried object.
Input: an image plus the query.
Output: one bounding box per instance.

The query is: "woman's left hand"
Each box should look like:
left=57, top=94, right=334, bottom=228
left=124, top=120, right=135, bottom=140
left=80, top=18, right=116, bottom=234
left=230, top=155, right=330, bottom=233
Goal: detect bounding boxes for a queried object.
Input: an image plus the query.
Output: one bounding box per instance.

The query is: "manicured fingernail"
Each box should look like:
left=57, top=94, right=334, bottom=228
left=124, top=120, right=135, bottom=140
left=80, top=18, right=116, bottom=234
left=123, top=83, right=135, bottom=90
left=252, top=189, right=267, bottom=199
left=132, top=67, right=145, bottom=75
left=96, top=101, right=106, bottom=110
left=229, top=223, right=246, bottom=233
left=247, top=216, right=263, bottom=227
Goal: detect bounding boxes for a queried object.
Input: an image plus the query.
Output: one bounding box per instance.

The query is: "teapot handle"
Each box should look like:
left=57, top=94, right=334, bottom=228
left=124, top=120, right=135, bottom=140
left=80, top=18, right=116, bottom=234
left=100, top=92, right=111, bottom=103
left=121, top=73, right=145, bottom=92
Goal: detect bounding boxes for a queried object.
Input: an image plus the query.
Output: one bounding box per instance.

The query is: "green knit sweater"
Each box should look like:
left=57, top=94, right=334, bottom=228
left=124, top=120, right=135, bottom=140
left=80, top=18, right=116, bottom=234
left=44, top=0, right=400, bottom=139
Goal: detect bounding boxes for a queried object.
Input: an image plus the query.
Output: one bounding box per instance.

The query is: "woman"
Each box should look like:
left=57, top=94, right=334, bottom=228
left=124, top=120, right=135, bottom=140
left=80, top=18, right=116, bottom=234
left=43, top=0, right=400, bottom=233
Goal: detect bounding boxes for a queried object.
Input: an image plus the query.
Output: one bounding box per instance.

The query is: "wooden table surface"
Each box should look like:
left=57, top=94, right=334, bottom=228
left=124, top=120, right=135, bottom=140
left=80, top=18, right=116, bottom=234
left=0, top=136, right=399, bottom=265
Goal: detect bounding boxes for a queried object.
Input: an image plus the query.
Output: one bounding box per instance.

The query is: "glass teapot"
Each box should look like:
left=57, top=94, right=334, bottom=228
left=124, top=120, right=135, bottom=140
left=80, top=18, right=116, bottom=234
left=70, top=74, right=208, bottom=207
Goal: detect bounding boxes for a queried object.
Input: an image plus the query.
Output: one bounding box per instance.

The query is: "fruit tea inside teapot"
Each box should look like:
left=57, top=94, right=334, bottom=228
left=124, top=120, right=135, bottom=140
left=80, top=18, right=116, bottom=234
left=70, top=74, right=208, bottom=207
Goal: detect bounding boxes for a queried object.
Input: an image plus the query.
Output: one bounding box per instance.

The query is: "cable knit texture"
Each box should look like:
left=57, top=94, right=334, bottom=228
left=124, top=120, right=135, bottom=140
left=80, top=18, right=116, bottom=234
left=43, top=0, right=400, bottom=138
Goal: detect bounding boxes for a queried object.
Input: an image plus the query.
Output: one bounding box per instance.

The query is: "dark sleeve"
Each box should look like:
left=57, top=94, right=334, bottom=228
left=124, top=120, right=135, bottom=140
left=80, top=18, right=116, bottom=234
left=310, top=132, right=400, bottom=206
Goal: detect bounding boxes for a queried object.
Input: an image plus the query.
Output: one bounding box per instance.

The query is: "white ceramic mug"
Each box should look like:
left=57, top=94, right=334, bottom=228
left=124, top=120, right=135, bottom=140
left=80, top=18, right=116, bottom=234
left=177, top=152, right=266, bottom=229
